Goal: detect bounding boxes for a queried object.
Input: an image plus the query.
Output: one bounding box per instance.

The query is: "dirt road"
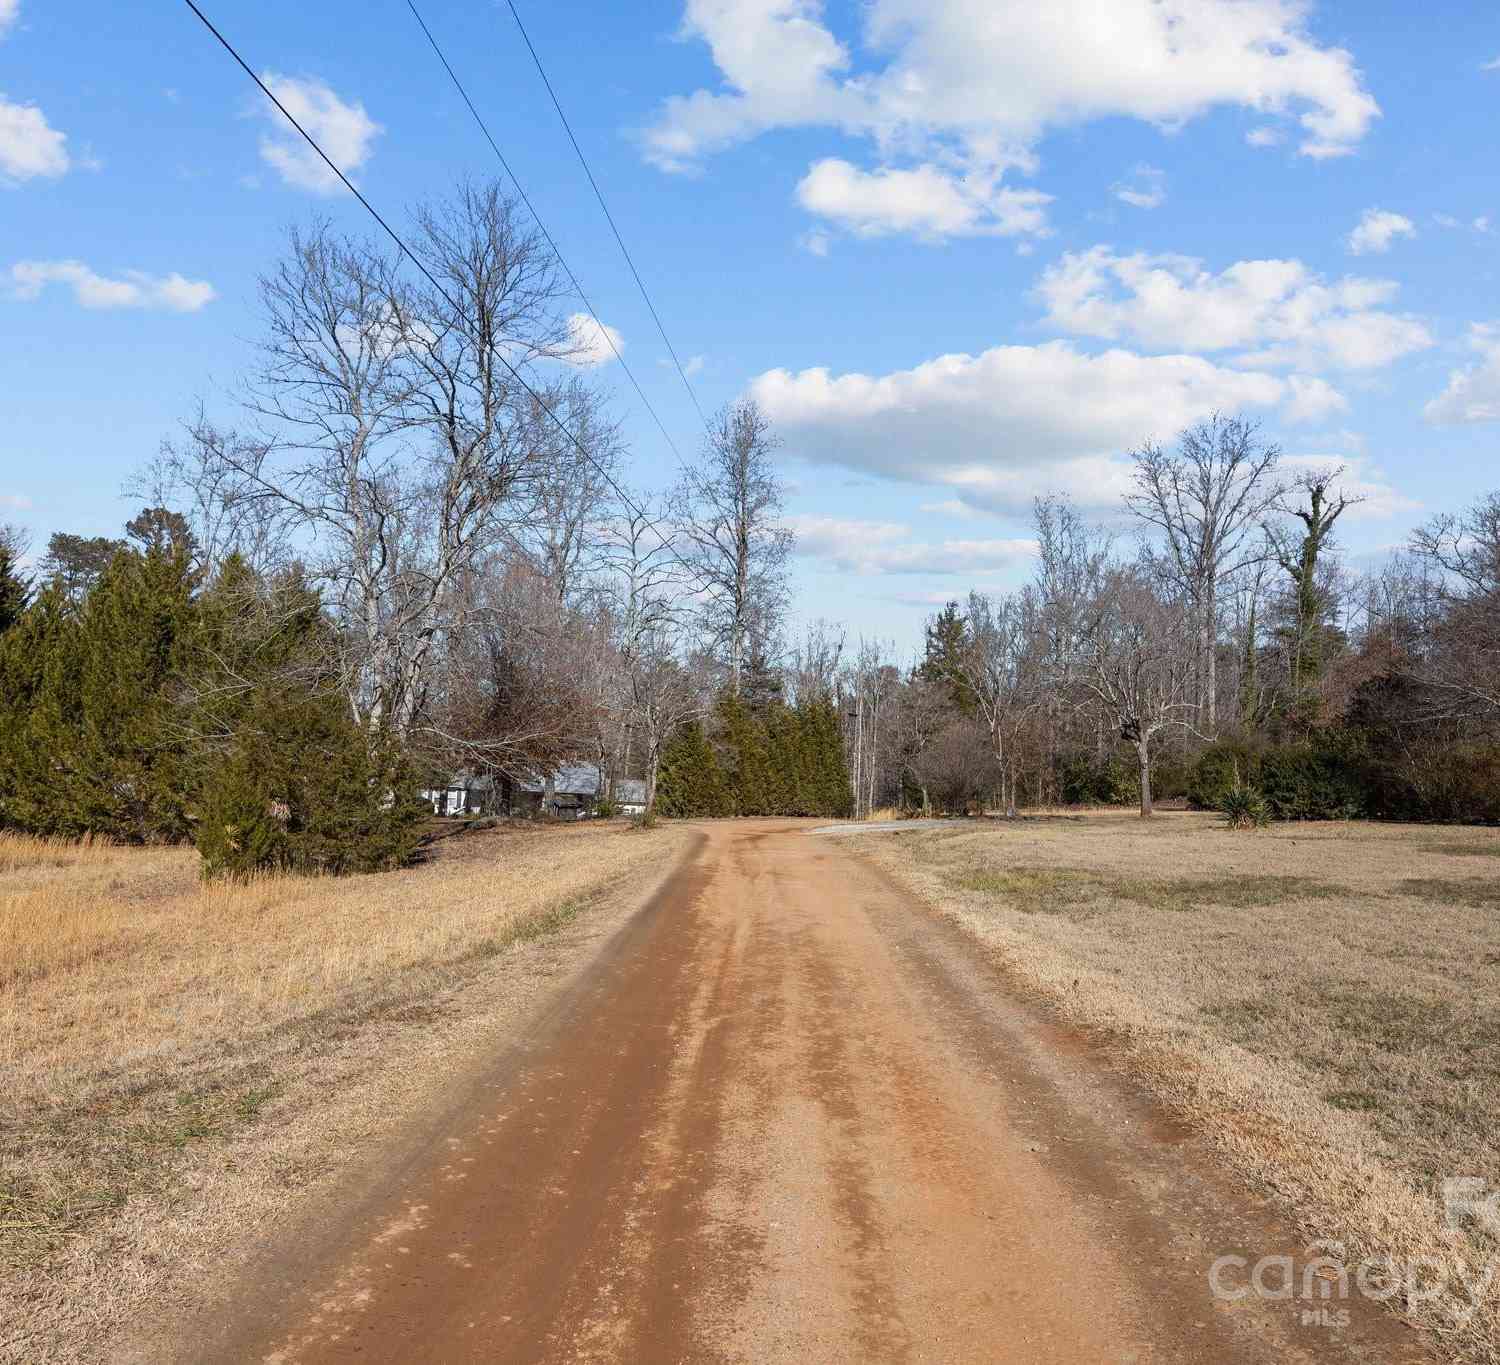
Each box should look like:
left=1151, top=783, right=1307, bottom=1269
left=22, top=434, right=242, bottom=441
left=204, top=821, right=1430, bottom=1364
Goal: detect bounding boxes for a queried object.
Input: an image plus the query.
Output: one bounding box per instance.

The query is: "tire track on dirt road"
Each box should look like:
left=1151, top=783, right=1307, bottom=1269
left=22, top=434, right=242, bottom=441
left=200, top=821, right=1435, bottom=1364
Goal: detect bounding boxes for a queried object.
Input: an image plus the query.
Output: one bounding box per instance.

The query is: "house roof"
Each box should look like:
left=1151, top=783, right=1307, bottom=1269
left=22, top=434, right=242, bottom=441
left=518, top=763, right=602, bottom=797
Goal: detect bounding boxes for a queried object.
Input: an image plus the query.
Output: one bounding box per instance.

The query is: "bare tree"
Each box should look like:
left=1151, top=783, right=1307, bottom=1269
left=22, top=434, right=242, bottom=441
left=843, top=637, right=897, bottom=817
left=910, top=716, right=1002, bottom=815
left=603, top=500, right=704, bottom=813
left=1125, top=415, right=1282, bottom=735
left=672, top=399, right=793, bottom=689
left=0, top=523, right=29, bottom=559
left=127, top=416, right=292, bottom=575
left=1267, top=467, right=1361, bottom=698
left=1031, top=495, right=1112, bottom=799
left=950, top=591, right=1034, bottom=815
left=433, top=558, right=600, bottom=780
left=514, top=379, right=623, bottom=604
left=787, top=618, right=845, bottom=706
left=1075, top=564, right=1200, bottom=817
left=194, top=183, right=580, bottom=738
left=1408, top=490, right=1500, bottom=722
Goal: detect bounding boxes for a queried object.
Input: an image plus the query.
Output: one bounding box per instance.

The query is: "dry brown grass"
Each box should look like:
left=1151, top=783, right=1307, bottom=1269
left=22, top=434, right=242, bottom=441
left=859, top=813, right=1500, bottom=1363
left=0, top=821, right=689, bottom=1362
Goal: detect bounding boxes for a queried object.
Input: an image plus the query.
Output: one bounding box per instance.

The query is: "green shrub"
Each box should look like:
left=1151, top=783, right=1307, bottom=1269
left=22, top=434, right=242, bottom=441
left=195, top=749, right=289, bottom=878
left=1188, top=742, right=1258, bottom=810
left=1191, top=738, right=1366, bottom=821
left=1220, top=785, right=1272, bottom=830
left=1057, top=750, right=1139, bottom=806
left=196, top=690, right=422, bottom=879
left=1257, top=743, right=1366, bottom=820
left=1367, top=741, right=1500, bottom=824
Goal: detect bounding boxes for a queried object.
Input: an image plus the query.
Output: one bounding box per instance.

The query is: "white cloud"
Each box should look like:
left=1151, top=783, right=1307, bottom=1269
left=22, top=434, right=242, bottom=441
left=1283, top=375, right=1348, bottom=423
left=1424, top=323, right=1500, bottom=425
left=9, top=260, right=216, bottom=312
left=1246, top=126, right=1283, bottom=148
left=565, top=312, right=624, bottom=366
left=643, top=0, right=1378, bottom=232
left=1482, top=56, right=1500, bottom=72
left=787, top=513, right=1035, bottom=574
left=0, top=95, right=69, bottom=184
left=919, top=498, right=984, bottom=520
left=1035, top=246, right=1432, bottom=371
left=796, top=158, right=1051, bottom=240
left=1433, top=213, right=1491, bottom=235
left=657, top=352, right=705, bottom=374
left=0, top=0, right=18, bottom=37
left=1111, top=164, right=1165, bottom=210
left=256, top=73, right=381, bottom=194
left=752, top=340, right=1318, bottom=516
left=799, top=228, right=831, bottom=256
left=1347, top=207, right=1415, bottom=255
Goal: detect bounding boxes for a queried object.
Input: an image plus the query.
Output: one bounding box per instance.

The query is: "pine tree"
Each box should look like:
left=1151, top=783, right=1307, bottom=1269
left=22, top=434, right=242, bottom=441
left=803, top=695, right=853, bottom=817
left=764, top=702, right=804, bottom=815
left=45, top=546, right=198, bottom=842
left=197, top=688, right=423, bottom=878
left=0, top=544, right=30, bottom=635
left=716, top=689, right=772, bottom=815
left=655, top=721, right=729, bottom=817
left=920, top=601, right=976, bottom=714
left=0, top=585, right=78, bottom=832
left=192, top=558, right=421, bottom=877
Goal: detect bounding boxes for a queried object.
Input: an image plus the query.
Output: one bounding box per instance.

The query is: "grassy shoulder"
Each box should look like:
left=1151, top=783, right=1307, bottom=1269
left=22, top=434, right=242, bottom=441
left=856, top=813, right=1500, bottom=1365
left=0, top=820, right=691, bottom=1364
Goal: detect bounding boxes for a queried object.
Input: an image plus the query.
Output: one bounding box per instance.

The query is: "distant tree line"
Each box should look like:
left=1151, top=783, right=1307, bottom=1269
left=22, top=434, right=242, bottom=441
left=827, top=417, right=1500, bottom=824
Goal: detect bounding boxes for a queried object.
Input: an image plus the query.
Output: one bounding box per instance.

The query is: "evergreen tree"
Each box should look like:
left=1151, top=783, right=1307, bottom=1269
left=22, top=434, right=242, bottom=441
left=125, top=505, right=199, bottom=563
left=0, top=585, right=78, bottom=832
left=920, top=601, right=975, bottom=713
left=56, top=547, right=198, bottom=842
left=764, top=702, right=805, bottom=815
left=40, top=532, right=127, bottom=602
left=192, top=556, right=422, bottom=877
left=717, top=689, right=772, bottom=815
left=803, top=695, right=854, bottom=818
left=0, top=543, right=30, bottom=635
left=655, top=721, right=729, bottom=818
left=197, top=688, right=422, bottom=878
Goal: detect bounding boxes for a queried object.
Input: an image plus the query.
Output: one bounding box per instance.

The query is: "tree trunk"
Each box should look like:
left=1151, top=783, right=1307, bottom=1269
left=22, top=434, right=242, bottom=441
left=1203, top=584, right=1217, bottom=736
left=1136, top=738, right=1153, bottom=818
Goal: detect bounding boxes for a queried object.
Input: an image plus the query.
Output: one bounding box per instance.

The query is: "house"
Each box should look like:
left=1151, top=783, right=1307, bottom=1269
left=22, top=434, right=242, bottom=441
left=611, top=779, right=648, bottom=816
left=516, top=763, right=602, bottom=820
left=419, top=771, right=497, bottom=818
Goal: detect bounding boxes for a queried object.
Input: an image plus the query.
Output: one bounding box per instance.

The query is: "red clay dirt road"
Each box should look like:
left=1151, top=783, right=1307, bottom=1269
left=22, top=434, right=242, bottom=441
left=202, top=821, right=1431, bottom=1364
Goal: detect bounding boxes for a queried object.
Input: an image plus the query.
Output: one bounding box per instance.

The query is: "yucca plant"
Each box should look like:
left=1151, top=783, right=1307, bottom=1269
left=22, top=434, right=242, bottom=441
left=1221, top=784, right=1272, bottom=830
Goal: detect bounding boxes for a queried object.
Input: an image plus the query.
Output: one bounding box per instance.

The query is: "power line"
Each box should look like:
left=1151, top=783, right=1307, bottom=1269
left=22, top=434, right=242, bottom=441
left=403, top=0, right=691, bottom=473
left=181, top=0, right=694, bottom=586
left=501, top=0, right=711, bottom=431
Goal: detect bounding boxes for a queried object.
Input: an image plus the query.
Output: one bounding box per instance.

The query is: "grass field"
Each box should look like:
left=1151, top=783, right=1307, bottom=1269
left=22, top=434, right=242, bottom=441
left=859, top=812, right=1500, bottom=1363
left=0, top=821, right=689, bottom=1363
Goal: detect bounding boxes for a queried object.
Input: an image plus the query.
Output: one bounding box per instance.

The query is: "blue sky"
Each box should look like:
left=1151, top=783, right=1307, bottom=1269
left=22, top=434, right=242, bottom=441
left=4, top=0, right=1500, bottom=652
